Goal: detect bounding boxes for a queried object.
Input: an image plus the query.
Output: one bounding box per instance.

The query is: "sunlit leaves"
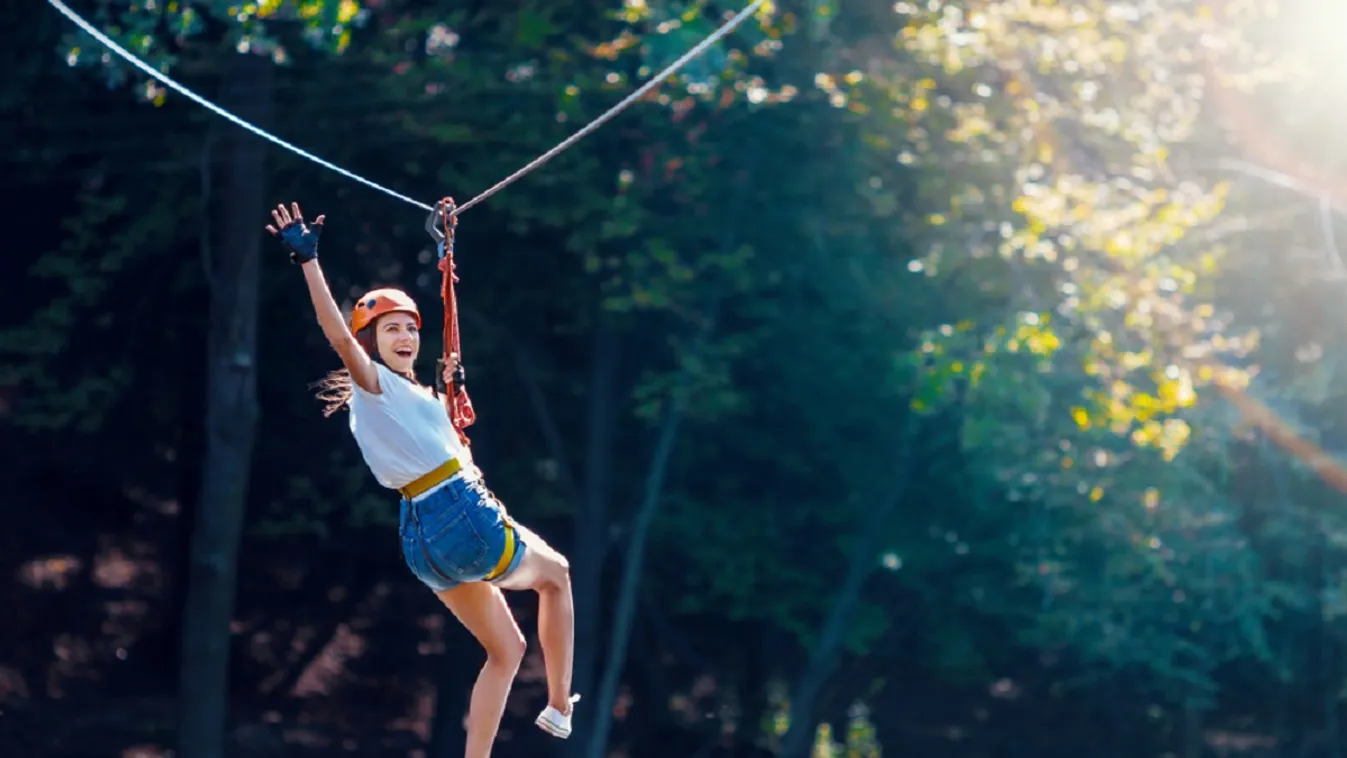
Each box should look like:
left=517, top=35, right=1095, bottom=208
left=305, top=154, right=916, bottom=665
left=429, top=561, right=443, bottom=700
left=596, top=0, right=788, bottom=105
left=877, top=0, right=1268, bottom=500
left=874, top=0, right=1278, bottom=693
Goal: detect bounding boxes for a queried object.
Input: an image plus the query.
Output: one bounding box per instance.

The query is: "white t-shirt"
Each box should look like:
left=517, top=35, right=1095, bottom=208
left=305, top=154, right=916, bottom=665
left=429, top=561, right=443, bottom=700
left=348, top=362, right=474, bottom=491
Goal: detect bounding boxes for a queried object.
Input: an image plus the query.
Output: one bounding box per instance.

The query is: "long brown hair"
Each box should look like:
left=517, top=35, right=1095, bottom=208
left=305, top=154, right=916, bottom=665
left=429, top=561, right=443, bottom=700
left=313, top=324, right=426, bottom=417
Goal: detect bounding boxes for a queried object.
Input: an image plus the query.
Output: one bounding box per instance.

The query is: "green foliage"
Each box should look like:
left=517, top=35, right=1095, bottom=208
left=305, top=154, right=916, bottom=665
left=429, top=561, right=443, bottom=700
left=0, top=178, right=195, bottom=431
left=16, top=0, right=1347, bottom=755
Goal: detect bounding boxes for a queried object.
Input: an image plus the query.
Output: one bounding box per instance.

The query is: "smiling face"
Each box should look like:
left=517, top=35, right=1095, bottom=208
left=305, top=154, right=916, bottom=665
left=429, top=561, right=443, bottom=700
left=373, top=311, right=420, bottom=373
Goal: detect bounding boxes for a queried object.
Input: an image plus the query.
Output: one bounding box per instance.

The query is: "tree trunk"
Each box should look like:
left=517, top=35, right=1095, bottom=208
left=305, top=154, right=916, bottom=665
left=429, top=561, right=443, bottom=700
left=584, top=395, right=687, bottom=758
left=778, top=428, right=915, bottom=758
left=566, top=320, right=620, bottom=754
left=177, top=48, right=271, bottom=758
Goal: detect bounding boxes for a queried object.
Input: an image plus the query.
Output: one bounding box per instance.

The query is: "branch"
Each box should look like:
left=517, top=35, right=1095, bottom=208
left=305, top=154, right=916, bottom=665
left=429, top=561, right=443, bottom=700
left=582, top=144, right=759, bottom=758
left=1210, top=377, right=1347, bottom=495
left=583, top=384, right=689, bottom=758
left=777, top=419, right=918, bottom=758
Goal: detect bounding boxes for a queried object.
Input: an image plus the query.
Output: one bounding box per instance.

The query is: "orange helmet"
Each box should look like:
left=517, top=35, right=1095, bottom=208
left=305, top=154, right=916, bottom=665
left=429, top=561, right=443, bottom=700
left=350, top=288, right=421, bottom=334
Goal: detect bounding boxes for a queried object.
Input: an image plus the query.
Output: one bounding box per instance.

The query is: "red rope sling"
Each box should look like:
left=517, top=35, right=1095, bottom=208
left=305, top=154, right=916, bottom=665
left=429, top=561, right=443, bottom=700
left=435, top=197, right=476, bottom=447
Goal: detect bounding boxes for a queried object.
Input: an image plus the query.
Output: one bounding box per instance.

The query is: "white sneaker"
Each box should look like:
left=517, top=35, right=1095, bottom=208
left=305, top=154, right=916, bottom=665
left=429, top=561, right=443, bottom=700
left=535, top=694, right=581, bottom=739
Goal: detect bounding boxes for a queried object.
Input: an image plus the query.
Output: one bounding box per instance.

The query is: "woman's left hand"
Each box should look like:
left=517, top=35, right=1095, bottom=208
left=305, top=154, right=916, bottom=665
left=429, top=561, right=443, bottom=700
left=266, top=202, right=324, bottom=264
left=442, top=353, right=466, bottom=389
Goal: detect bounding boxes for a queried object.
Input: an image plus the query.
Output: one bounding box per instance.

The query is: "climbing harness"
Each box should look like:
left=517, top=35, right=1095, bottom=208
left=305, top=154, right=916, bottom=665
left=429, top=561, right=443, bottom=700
left=44, top=0, right=769, bottom=217
left=398, top=458, right=520, bottom=585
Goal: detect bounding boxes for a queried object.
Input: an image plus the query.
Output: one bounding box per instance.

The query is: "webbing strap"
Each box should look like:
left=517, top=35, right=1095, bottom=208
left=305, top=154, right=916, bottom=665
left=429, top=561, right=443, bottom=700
left=398, top=456, right=464, bottom=500
left=484, top=524, right=518, bottom=582
left=438, top=199, right=475, bottom=445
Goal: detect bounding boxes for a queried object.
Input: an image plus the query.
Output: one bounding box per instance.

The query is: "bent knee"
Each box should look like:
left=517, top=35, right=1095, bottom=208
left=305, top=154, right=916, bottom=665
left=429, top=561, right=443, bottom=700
left=535, top=551, right=570, bottom=591
left=550, top=551, right=570, bottom=575
left=487, top=627, right=527, bottom=669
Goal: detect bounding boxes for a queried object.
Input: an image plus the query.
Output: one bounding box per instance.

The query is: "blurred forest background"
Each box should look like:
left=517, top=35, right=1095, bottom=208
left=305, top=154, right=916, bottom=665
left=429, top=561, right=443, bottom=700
left=5, top=0, right=1347, bottom=757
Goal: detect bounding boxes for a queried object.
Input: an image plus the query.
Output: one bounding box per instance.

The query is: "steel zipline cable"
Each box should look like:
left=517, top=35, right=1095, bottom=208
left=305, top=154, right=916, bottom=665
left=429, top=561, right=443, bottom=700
left=44, top=0, right=768, bottom=217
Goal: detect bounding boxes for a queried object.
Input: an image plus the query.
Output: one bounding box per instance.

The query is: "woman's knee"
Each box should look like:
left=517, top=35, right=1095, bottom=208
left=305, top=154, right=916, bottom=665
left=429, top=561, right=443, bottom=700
left=548, top=549, right=570, bottom=575
left=438, top=582, right=528, bottom=668
left=487, top=624, right=527, bottom=669
left=511, top=524, right=570, bottom=590
left=533, top=549, right=570, bottom=591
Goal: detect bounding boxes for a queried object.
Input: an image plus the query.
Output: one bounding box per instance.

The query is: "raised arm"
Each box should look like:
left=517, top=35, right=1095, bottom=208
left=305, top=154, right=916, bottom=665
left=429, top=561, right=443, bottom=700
left=266, top=202, right=380, bottom=394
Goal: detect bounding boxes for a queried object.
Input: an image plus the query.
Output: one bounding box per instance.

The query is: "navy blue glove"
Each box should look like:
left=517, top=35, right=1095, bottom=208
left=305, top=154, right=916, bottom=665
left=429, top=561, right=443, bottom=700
left=266, top=202, right=324, bottom=264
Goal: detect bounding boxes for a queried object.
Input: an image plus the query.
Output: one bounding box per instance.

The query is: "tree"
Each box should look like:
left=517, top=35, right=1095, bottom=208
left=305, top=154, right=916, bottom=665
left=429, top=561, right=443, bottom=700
left=176, top=47, right=273, bottom=758
left=55, top=2, right=367, bottom=755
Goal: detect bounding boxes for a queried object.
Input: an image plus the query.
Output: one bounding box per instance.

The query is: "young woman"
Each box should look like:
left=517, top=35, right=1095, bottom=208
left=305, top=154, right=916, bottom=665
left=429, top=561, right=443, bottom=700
left=265, top=201, right=578, bottom=756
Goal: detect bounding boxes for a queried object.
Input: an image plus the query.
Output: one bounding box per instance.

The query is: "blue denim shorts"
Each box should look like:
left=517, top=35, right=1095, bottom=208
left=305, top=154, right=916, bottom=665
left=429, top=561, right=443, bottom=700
left=399, top=475, right=527, bottom=592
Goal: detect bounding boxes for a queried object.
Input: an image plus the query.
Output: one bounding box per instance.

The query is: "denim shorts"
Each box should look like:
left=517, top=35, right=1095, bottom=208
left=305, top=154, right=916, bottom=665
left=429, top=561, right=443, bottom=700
left=399, top=475, right=527, bottom=592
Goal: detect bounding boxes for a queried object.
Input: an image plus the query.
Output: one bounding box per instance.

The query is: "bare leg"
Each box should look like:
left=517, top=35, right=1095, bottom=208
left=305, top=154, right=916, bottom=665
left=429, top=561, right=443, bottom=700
left=436, top=582, right=527, bottom=758
left=494, top=522, right=574, bottom=714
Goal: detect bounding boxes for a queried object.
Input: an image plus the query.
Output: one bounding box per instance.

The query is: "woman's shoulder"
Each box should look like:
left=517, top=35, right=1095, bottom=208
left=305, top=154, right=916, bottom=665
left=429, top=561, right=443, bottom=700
left=368, top=362, right=436, bottom=400
left=351, top=362, right=399, bottom=402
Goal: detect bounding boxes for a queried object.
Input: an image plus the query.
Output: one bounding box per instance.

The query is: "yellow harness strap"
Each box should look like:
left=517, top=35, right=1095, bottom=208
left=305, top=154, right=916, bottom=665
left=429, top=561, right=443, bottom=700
left=401, top=457, right=517, bottom=581
left=398, top=457, right=464, bottom=500
left=484, top=523, right=517, bottom=581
